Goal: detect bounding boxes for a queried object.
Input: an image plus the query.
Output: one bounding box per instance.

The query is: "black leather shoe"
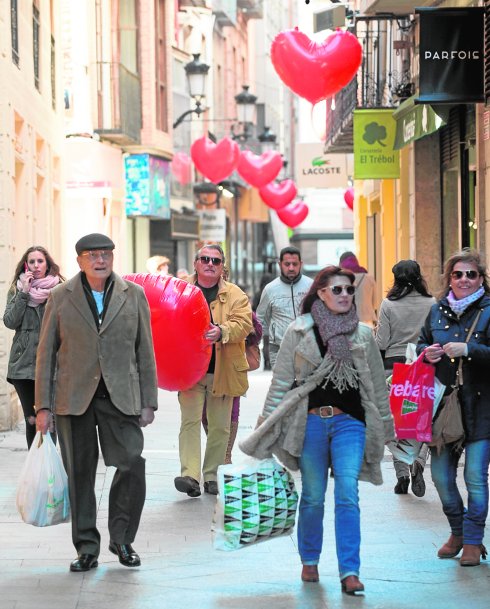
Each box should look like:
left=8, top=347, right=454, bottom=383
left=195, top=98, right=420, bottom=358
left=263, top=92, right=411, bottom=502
left=70, top=554, right=98, bottom=572
left=109, top=542, right=141, bottom=567
left=174, top=476, right=201, bottom=497
left=204, top=480, right=218, bottom=495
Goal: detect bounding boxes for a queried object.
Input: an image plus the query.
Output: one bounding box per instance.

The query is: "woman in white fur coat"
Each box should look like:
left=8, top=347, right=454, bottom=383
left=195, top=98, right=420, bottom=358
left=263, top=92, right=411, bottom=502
left=240, top=265, right=394, bottom=594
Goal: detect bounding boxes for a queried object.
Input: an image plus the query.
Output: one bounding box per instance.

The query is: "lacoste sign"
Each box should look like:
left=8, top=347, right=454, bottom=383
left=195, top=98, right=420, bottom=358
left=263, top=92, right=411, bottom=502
left=295, top=144, right=352, bottom=189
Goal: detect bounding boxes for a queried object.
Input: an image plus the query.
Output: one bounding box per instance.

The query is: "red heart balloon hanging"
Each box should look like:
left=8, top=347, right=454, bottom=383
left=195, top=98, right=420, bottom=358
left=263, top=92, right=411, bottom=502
left=123, top=274, right=211, bottom=392
left=344, top=187, right=354, bottom=210
left=271, top=28, right=362, bottom=105
left=190, top=136, right=241, bottom=184
left=276, top=199, right=309, bottom=228
left=237, top=150, right=283, bottom=188
left=259, top=179, right=297, bottom=210
left=171, top=151, right=192, bottom=185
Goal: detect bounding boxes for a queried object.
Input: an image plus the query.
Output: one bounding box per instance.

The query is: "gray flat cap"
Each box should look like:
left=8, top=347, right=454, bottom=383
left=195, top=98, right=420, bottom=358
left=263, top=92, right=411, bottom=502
left=75, top=233, right=115, bottom=255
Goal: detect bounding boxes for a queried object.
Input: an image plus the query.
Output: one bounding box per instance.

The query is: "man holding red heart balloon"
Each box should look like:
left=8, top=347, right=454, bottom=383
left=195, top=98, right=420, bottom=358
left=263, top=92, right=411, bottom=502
left=174, top=244, right=252, bottom=498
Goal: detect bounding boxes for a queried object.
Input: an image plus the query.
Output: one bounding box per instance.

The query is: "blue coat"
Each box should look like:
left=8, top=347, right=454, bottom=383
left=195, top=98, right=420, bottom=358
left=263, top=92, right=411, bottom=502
left=417, top=295, right=490, bottom=443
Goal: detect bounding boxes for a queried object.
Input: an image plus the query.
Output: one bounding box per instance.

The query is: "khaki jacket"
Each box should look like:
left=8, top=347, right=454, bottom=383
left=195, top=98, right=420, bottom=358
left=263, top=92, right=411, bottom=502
left=35, top=273, right=158, bottom=416
left=187, top=274, right=252, bottom=397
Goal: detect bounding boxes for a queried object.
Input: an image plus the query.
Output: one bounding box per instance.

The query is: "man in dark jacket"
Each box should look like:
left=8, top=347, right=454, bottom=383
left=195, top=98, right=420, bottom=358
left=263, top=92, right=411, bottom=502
left=36, top=233, right=158, bottom=572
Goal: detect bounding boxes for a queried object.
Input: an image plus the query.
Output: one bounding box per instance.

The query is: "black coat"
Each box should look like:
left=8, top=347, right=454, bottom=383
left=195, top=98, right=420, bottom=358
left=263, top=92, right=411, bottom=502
left=417, top=294, right=490, bottom=443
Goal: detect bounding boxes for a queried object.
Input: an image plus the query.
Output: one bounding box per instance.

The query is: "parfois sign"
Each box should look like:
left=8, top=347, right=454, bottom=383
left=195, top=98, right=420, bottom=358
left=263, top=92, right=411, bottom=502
left=417, top=7, right=484, bottom=104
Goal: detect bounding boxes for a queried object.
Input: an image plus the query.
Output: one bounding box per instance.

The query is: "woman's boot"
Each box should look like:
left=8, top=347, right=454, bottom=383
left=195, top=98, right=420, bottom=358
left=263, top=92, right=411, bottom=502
left=460, top=544, right=487, bottom=566
left=437, top=534, right=463, bottom=558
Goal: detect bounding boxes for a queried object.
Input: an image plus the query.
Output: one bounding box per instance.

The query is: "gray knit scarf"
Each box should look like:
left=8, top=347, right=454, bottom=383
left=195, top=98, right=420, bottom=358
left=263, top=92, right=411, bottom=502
left=311, top=298, right=359, bottom=392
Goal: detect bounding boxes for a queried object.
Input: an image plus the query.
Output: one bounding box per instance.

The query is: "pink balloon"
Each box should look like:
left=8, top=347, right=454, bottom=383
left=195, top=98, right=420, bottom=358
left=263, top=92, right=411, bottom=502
left=344, top=187, right=354, bottom=210
left=237, top=150, right=283, bottom=188
left=123, top=274, right=211, bottom=391
left=190, top=136, right=240, bottom=184
left=259, top=180, right=297, bottom=210
left=171, top=152, right=192, bottom=185
left=271, top=28, right=362, bottom=105
left=276, top=200, right=309, bottom=228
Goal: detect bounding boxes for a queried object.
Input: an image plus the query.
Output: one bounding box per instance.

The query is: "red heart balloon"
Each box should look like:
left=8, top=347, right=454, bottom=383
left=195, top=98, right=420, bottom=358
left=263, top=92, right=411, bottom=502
left=276, top=200, right=309, bottom=228
left=191, top=136, right=240, bottom=184
left=171, top=152, right=192, bottom=185
left=271, top=28, right=362, bottom=105
left=123, top=274, right=211, bottom=391
left=344, top=187, right=354, bottom=210
left=259, top=180, right=297, bottom=210
left=237, top=150, right=283, bottom=188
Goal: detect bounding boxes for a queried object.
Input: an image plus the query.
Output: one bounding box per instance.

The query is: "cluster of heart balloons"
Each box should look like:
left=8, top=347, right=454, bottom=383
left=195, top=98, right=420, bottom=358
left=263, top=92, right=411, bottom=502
left=190, top=135, right=308, bottom=228
left=123, top=274, right=211, bottom=392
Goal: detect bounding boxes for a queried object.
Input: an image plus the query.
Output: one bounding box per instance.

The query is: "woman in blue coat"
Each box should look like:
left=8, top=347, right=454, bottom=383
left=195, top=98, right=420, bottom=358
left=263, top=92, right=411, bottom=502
left=418, top=248, right=490, bottom=567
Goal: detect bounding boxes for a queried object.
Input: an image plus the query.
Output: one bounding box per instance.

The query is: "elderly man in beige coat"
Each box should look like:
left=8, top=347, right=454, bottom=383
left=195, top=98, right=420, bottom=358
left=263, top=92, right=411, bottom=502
left=36, top=233, right=158, bottom=573
left=174, top=244, right=252, bottom=498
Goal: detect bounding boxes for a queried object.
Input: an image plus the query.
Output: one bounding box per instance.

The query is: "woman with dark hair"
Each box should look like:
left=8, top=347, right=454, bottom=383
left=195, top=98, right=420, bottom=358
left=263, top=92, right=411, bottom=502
left=3, top=246, right=63, bottom=447
left=375, top=260, right=436, bottom=496
left=241, top=265, right=394, bottom=593
left=418, top=248, right=490, bottom=567
left=339, top=251, right=377, bottom=326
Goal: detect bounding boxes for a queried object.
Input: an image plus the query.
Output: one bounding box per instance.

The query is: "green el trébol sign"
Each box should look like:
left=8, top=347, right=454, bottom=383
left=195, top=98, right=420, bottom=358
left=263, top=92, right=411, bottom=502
left=353, top=109, right=400, bottom=179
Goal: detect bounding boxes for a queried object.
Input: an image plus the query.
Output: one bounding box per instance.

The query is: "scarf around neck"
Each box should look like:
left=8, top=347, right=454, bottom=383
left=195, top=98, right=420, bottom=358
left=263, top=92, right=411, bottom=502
left=17, top=274, right=60, bottom=307
left=447, top=286, right=484, bottom=316
left=311, top=298, right=359, bottom=392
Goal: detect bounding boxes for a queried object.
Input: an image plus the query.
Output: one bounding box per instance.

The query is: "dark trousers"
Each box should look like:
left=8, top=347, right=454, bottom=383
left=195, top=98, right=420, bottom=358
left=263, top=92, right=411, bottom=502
left=9, top=379, right=36, bottom=448
left=56, top=396, right=146, bottom=556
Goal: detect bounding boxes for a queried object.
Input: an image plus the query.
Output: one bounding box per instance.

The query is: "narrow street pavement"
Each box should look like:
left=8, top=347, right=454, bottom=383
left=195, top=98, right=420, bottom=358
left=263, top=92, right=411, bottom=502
left=0, top=367, right=488, bottom=609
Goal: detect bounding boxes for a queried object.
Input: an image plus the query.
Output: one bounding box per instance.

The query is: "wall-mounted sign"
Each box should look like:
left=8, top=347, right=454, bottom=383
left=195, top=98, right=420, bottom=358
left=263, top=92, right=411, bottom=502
left=295, top=144, right=352, bottom=189
left=125, top=154, right=171, bottom=218
left=416, top=7, right=484, bottom=104
left=198, top=209, right=226, bottom=243
left=353, top=110, right=399, bottom=179
left=393, top=96, right=450, bottom=150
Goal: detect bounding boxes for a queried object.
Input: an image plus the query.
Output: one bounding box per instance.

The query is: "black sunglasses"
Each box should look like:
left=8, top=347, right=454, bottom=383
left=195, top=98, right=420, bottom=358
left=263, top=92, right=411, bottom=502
left=198, top=256, right=223, bottom=266
left=450, top=270, right=479, bottom=280
left=324, top=285, right=356, bottom=296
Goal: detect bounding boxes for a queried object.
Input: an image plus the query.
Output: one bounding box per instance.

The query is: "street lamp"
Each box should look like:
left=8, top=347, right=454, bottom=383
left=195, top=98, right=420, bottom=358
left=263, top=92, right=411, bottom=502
left=258, top=126, right=277, bottom=153
left=173, top=54, right=210, bottom=129
left=232, top=85, right=257, bottom=141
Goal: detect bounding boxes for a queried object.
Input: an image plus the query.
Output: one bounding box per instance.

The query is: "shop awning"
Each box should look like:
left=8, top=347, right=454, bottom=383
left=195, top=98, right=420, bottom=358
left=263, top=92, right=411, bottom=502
left=393, top=96, right=450, bottom=150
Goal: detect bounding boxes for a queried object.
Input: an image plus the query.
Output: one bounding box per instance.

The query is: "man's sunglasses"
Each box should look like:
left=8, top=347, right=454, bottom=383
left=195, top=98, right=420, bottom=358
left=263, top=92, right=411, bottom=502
left=323, top=285, right=356, bottom=296
left=198, top=256, right=223, bottom=266
left=450, top=270, right=479, bottom=280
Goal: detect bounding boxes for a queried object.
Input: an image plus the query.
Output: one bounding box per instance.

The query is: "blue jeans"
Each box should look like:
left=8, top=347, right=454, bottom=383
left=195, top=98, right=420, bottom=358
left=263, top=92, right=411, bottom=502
left=430, top=439, right=490, bottom=544
left=298, top=413, right=366, bottom=579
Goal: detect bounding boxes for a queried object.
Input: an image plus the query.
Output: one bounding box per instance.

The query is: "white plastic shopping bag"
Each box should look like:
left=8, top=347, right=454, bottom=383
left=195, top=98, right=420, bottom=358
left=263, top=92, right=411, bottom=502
left=16, top=431, right=70, bottom=526
left=212, top=457, right=298, bottom=551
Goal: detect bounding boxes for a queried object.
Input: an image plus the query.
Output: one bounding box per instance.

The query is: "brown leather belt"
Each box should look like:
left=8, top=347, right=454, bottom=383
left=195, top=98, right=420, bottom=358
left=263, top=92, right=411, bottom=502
left=308, top=406, right=344, bottom=418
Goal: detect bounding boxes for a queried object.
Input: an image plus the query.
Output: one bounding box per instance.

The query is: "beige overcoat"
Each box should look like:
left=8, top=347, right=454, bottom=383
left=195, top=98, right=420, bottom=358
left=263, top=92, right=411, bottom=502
left=240, top=313, right=395, bottom=484
left=35, top=273, right=158, bottom=416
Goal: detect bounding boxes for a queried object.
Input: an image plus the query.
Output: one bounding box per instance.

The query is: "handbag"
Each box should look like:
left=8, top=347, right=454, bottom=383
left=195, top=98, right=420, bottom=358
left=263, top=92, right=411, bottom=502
left=245, top=343, right=261, bottom=371
left=212, top=457, right=298, bottom=551
left=428, top=310, right=482, bottom=454
left=16, top=431, right=70, bottom=527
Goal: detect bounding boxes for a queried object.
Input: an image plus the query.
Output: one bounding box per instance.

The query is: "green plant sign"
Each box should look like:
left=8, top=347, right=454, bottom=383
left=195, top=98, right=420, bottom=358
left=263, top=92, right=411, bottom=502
left=353, top=110, right=400, bottom=179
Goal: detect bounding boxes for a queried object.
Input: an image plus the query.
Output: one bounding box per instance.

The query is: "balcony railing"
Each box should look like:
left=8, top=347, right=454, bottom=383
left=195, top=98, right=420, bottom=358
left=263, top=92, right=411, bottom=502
left=324, top=15, right=414, bottom=152
left=324, top=78, right=357, bottom=154
left=95, top=62, right=142, bottom=145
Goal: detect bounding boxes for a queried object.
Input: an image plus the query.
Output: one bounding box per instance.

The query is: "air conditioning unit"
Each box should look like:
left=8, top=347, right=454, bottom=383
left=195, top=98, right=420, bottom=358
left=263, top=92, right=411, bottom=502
left=313, top=5, right=346, bottom=33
